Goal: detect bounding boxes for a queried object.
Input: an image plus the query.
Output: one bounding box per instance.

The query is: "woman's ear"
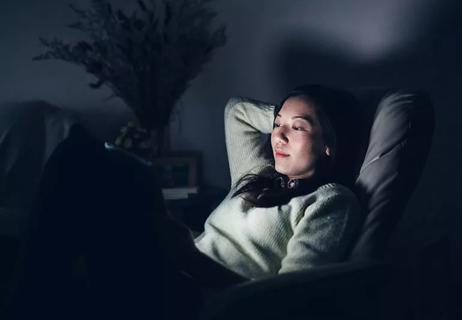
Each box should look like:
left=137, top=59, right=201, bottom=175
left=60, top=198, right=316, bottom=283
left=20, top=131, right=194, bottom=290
left=325, top=146, right=331, bottom=157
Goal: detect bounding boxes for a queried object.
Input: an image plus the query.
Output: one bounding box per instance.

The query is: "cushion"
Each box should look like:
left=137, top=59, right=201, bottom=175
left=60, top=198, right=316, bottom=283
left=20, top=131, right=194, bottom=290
left=349, top=90, right=434, bottom=259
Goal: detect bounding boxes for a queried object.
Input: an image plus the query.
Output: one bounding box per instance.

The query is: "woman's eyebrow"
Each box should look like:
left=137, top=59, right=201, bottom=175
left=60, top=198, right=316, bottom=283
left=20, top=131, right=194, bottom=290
left=276, top=114, right=314, bottom=125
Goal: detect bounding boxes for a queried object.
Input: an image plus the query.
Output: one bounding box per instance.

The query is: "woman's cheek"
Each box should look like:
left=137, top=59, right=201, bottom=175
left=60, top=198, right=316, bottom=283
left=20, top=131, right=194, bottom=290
left=295, top=136, right=313, bottom=151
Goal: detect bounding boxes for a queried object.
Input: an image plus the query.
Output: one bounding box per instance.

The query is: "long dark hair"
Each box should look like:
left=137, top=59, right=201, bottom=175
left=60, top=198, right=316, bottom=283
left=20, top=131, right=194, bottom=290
left=231, top=84, right=360, bottom=208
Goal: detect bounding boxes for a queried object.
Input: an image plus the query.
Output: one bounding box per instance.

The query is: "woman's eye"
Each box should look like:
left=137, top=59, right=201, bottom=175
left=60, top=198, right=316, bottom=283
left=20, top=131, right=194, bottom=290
left=273, top=123, right=306, bottom=131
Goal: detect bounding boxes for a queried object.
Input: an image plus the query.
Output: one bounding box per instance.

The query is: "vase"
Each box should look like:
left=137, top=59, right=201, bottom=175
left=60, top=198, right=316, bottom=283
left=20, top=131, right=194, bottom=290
left=149, top=125, right=170, bottom=159
left=111, top=122, right=170, bottom=161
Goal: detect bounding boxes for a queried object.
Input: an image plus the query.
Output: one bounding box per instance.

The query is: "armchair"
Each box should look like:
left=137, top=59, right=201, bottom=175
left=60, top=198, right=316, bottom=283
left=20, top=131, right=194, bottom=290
left=199, top=89, right=434, bottom=320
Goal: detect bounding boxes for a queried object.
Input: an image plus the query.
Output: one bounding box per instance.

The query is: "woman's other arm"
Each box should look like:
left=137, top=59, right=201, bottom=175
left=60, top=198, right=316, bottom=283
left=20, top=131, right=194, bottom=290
left=279, top=186, right=362, bottom=274
left=159, top=216, right=248, bottom=290
left=224, top=97, right=275, bottom=189
left=187, top=250, right=248, bottom=290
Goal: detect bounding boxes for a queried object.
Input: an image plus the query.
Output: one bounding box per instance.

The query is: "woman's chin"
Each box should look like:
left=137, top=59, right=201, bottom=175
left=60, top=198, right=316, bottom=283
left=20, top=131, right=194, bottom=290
left=274, top=165, right=289, bottom=176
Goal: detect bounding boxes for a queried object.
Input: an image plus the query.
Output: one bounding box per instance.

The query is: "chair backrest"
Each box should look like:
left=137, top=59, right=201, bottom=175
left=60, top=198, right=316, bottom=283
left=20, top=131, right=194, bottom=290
left=347, top=89, right=434, bottom=260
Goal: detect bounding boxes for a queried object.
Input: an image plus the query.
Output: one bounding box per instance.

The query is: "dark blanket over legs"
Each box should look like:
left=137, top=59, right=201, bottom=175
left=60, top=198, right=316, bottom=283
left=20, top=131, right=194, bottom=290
left=15, top=126, right=203, bottom=320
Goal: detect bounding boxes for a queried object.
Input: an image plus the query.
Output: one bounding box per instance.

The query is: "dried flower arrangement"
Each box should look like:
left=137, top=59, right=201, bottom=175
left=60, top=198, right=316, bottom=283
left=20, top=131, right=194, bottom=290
left=34, top=0, right=226, bottom=157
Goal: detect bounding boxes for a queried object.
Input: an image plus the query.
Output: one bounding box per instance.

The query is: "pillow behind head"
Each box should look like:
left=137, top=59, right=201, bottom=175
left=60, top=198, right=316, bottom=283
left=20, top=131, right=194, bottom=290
left=349, top=90, right=434, bottom=260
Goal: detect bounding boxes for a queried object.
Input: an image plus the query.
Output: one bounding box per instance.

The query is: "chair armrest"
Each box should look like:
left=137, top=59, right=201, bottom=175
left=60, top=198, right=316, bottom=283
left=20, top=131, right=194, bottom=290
left=201, top=260, right=385, bottom=320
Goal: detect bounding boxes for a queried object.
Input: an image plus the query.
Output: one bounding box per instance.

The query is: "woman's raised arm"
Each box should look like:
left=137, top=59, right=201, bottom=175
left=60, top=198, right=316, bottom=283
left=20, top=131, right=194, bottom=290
left=224, top=97, right=275, bottom=189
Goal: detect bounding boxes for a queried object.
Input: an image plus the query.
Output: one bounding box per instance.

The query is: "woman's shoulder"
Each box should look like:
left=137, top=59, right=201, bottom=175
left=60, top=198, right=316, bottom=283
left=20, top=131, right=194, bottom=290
left=295, top=183, right=360, bottom=219
left=315, top=182, right=356, bottom=198
left=295, top=182, right=358, bottom=207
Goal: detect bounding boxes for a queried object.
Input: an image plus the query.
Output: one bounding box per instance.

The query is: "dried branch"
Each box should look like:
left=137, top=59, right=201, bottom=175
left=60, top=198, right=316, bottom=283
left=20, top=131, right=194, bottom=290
left=34, top=0, right=226, bottom=130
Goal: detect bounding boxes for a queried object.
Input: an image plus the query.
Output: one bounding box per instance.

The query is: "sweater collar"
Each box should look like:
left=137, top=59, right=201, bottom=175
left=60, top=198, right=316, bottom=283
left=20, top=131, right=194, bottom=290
left=274, top=174, right=326, bottom=195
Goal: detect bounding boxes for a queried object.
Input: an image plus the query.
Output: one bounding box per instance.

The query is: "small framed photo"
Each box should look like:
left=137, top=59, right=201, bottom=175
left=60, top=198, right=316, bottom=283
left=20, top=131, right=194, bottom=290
left=152, top=155, right=199, bottom=188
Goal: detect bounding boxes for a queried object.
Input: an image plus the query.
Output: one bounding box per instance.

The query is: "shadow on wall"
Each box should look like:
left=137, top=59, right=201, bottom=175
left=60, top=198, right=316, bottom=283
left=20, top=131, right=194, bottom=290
left=274, top=1, right=462, bottom=92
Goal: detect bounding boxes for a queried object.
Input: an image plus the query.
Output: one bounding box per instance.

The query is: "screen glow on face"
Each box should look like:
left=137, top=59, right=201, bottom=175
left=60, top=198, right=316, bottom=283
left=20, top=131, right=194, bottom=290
left=271, top=97, right=329, bottom=180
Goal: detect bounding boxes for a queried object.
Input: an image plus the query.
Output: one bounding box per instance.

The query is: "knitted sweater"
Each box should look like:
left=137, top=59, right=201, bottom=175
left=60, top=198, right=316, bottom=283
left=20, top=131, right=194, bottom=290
left=194, top=97, right=361, bottom=280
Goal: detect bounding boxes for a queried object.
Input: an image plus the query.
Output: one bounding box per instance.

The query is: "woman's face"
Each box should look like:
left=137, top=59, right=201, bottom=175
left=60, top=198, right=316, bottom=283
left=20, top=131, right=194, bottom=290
left=271, top=97, right=331, bottom=180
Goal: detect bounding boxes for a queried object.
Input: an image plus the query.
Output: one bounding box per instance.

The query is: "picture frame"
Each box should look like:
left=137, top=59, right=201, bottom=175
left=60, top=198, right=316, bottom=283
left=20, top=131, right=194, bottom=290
left=152, top=155, right=199, bottom=188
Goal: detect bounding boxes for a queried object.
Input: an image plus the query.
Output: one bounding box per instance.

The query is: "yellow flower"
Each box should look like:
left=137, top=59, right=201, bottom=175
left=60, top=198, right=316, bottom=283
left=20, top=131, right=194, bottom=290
left=115, top=136, right=122, bottom=146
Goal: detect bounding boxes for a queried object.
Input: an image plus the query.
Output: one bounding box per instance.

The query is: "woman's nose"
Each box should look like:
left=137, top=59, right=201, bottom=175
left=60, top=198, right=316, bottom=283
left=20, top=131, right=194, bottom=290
left=274, top=128, right=288, bottom=143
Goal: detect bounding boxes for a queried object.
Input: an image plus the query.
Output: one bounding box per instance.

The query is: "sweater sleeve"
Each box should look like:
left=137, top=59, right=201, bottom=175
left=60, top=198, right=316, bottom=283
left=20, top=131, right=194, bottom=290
left=224, top=97, right=275, bottom=189
left=279, top=188, right=361, bottom=274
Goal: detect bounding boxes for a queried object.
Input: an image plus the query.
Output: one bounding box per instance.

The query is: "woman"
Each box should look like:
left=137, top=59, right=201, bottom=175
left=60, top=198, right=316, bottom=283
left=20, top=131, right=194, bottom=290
left=164, top=84, right=362, bottom=284
left=16, top=85, right=362, bottom=319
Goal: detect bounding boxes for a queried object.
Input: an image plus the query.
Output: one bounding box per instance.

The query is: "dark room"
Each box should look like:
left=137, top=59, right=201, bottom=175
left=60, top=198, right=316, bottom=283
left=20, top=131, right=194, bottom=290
left=1, top=0, right=461, bottom=319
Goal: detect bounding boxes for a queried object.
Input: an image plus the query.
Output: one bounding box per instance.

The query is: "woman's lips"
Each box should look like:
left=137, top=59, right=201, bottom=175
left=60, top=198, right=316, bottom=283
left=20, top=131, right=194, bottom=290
left=275, top=151, right=289, bottom=157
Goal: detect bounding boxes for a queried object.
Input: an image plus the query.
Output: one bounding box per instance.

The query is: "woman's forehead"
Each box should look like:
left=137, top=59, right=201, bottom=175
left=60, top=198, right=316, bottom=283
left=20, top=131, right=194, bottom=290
left=278, top=97, right=317, bottom=117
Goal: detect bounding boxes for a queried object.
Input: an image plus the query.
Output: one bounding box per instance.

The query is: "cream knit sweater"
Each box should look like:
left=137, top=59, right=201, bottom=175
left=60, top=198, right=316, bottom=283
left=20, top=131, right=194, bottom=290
left=194, top=97, right=361, bottom=280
